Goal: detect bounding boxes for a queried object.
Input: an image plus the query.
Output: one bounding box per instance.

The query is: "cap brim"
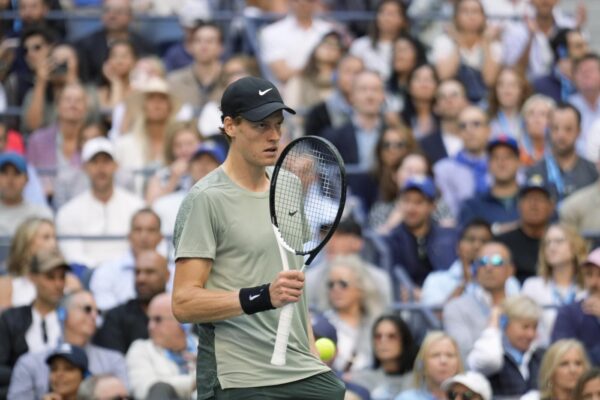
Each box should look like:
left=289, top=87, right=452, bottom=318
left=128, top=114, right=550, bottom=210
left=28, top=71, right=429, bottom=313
left=519, top=187, right=551, bottom=198
left=240, top=102, right=296, bottom=122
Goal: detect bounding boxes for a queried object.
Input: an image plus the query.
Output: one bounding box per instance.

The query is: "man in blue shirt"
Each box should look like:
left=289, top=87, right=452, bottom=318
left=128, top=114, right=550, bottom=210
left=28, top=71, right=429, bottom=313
left=459, top=136, right=521, bottom=234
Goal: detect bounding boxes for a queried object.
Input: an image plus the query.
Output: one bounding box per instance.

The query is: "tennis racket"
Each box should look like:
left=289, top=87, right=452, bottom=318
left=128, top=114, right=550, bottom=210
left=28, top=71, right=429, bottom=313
left=269, top=136, right=347, bottom=366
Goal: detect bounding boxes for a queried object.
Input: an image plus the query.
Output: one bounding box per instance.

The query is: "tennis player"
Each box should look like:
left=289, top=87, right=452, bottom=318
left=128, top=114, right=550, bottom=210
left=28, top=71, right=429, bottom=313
left=172, top=76, right=346, bottom=399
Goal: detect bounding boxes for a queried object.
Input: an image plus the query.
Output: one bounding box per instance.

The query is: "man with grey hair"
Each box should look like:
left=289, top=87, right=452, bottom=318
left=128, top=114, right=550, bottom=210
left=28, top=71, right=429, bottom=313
left=444, top=241, right=517, bottom=359
left=8, top=290, right=128, bottom=399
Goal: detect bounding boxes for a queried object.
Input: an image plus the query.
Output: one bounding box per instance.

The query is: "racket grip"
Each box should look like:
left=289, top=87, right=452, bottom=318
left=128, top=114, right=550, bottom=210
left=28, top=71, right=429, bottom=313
left=270, top=303, right=294, bottom=366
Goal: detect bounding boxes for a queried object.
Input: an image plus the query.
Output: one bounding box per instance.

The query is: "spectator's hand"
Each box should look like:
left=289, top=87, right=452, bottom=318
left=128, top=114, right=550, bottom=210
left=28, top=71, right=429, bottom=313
left=102, top=60, right=119, bottom=84
left=483, top=25, right=503, bottom=43
left=489, top=305, right=502, bottom=328
left=525, top=15, right=538, bottom=34
left=35, top=58, right=52, bottom=83
left=42, top=393, right=62, bottom=400
left=576, top=1, right=587, bottom=28
left=269, top=270, right=305, bottom=308
left=170, top=158, right=189, bottom=180
left=582, top=296, right=600, bottom=317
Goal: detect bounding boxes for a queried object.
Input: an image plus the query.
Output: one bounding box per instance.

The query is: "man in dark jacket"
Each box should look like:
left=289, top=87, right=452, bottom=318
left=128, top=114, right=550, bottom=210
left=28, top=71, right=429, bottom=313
left=385, top=176, right=458, bottom=292
left=0, top=250, right=68, bottom=398
left=552, top=247, right=600, bottom=366
left=93, top=249, right=169, bottom=354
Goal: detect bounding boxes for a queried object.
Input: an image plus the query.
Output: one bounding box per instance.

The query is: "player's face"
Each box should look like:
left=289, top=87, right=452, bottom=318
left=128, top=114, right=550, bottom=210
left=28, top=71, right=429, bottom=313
left=230, top=112, right=284, bottom=168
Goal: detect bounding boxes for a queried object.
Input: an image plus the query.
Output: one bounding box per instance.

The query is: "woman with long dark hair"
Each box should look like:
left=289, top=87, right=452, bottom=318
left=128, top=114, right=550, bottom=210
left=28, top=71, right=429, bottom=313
left=347, top=314, right=418, bottom=399
left=400, top=64, right=440, bottom=139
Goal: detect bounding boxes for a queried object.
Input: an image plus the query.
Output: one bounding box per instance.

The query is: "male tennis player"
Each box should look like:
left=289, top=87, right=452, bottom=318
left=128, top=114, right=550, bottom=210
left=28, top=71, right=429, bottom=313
left=172, top=76, right=346, bottom=399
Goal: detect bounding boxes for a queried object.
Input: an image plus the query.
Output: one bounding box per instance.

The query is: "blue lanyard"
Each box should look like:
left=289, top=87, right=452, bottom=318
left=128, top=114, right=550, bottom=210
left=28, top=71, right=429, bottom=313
left=545, top=150, right=565, bottom=200
left=550, top=282, right=576, bottom=306
left=498, top=111, right=520, bottom=139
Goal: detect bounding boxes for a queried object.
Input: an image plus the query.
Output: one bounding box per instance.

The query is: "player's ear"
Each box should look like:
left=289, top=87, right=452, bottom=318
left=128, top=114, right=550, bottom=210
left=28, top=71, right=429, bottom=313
left=223, top=116, right=236, bottom=140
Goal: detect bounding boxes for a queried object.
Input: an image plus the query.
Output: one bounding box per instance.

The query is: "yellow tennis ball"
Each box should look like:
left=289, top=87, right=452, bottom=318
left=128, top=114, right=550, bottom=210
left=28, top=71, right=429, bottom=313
left=315, top=338, right=336, bottom=362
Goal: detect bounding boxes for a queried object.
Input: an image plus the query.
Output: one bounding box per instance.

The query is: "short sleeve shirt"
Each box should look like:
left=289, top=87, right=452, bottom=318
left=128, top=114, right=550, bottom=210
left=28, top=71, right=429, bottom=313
left=173, top=167, right=328, bottom=398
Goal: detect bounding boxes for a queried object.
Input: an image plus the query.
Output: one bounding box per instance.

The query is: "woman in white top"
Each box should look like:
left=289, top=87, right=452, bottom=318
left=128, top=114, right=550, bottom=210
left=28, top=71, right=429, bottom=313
left=316, top=255, right=386, bottom=373
left=349, top=0, right=409, bottom=81
left=430, top=0, right=502, bottom=103
left=488, top=67, right=532, bottom=141
left=0, top=217, right=81, bottom=310
left=521, top=339, right=590, bottom=400
left=521, top=224, right=588, bottom=346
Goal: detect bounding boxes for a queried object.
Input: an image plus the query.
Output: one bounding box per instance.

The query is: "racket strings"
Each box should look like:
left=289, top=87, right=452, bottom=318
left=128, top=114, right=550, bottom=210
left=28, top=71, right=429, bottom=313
left=274, top=142, right=343, bottom=253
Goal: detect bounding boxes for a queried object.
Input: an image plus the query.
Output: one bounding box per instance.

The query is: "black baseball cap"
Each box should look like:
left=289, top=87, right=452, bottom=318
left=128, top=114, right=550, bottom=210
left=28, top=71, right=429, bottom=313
left=220, top=76, right=295, bottom=122
left=46, top=343, right=89, bottom=374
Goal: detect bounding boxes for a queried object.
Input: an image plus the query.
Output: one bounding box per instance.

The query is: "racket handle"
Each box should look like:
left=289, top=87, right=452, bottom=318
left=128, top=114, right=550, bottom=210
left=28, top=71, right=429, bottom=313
left=270, top=303, right=294, bottom=366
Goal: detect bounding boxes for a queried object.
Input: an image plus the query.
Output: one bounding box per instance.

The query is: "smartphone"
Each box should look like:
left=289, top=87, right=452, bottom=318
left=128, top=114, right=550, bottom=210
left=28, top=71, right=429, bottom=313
left=51, top=61, right=68, bottom=77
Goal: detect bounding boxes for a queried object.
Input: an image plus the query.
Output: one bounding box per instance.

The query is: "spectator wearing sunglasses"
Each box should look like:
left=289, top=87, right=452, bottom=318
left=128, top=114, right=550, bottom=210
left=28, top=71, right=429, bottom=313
left=8, top=290, right=128, bottom=400
left=444, top=241, right=517, bottom=359
left=441, top=371, right=492, bottom=400
left=77, top=374, right=130, bottom=400
left=496, top=175, right=555, bottom=284
left=126, top=293, right=196, bottom=400
left=467, top=295, right=545, bottom=397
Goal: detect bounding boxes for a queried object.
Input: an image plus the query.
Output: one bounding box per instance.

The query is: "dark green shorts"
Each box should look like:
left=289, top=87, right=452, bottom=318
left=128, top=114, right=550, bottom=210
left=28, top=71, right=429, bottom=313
left=209, top=371, right=346, bottom=400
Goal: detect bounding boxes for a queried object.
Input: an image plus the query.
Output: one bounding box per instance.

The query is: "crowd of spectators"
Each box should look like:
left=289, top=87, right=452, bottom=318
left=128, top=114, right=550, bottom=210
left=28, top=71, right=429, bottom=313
left=1, top=0, right=600, bottom=399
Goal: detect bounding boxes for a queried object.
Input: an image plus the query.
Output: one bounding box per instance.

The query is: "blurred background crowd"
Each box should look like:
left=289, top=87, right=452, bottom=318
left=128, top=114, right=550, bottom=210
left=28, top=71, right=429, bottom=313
left=1, top=0, right=600, bottom=399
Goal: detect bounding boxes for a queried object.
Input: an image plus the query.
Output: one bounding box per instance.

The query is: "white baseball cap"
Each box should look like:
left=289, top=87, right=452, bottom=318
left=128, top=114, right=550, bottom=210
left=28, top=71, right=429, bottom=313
left=441, top=372, right=492, bottom=400
left=82, top=137, right=115, bottom=163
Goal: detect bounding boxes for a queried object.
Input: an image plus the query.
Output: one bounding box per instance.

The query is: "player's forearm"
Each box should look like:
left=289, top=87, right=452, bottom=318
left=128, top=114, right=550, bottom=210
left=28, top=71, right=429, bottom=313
left=172, top=287, right=243, bottom=323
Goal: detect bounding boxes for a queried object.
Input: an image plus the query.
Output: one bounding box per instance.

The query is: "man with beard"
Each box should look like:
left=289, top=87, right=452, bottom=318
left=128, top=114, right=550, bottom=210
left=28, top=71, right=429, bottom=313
left=384, top=176, right=458, bottom=293
left=526, top=103, right=597, bottom=201
left=552, top=247, right=600, bottom=365
left=55, top=137, right=144, bottom=268
left=93, top=250, right=169, bottom=354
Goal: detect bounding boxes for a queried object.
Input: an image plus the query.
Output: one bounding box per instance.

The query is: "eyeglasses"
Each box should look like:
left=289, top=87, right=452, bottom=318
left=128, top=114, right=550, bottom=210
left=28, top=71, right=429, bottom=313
left=77, top=304, right=101, bottom=316
left=447, top=390, right=480, bottom=400
left=149, top=315, right=175, bottom=324
left=458, top=120, right=485, bottom=130
left=327, top=280, right=349, bottom=290
left=438, top=90, right=461, bottom=100
left=24, top=43, right=44, bottom=54
left=382, top=141, right=408, bottom=150
left=475, top=254, right=506, bottom=268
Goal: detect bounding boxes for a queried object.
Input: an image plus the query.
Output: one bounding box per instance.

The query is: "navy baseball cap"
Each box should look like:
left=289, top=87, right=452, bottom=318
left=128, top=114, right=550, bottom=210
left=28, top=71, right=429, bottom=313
left=519, top=174, right=552, bottom=198
left=0, top=152, right=27, bottom=173
left=46, top=343, right=89, bottom=374
left=191, top=142, right=226, bottom=164
left=401, top=176, right=437, bottom=201
left=220, top=76, right=295, bottom=122
left=487, top=135, right=519, bottom=156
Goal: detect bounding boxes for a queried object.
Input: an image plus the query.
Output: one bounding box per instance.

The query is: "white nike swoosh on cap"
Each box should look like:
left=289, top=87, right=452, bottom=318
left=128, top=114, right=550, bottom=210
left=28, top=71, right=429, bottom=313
left=258, top=88, right=273, bottom=96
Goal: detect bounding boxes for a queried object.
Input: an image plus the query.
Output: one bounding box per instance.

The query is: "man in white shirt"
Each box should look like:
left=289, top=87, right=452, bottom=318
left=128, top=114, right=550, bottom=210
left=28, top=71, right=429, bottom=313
left=56, top=137, right=144, bottom=268
left=259, top=0, right=333, bottom=85
left=0, top=152, right=52, bottom=236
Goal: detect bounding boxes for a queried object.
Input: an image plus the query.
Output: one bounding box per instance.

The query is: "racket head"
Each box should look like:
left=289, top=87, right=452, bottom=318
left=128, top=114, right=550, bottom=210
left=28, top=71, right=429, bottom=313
left=270, top=136, right=347, bottom=263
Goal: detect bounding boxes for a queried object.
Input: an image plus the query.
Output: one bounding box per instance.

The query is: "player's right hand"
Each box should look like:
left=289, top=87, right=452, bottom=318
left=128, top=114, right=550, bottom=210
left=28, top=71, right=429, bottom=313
left=270, top=270, right=305, bottom=308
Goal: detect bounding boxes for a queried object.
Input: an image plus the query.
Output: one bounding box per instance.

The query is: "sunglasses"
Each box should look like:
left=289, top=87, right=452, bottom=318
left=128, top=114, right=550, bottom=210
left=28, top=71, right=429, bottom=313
left=24, top=43, right=44, bottom=54
left=474, top=254, right=506, bottom=268
left=447, top=390, right=480, bottom=400
left=382, top=141, right=408, bottom=150
left=327, top=280, right=349, bottom=290
left=458, top=120, right=484, bottom=130
left=461, top=235, right=488, bottom=244
left=544, top=237, right=567, bottom=247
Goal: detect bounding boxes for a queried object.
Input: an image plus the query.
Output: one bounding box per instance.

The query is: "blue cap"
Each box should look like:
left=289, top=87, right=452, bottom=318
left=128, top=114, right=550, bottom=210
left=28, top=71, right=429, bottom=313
left=487, top=135, right=519, bottom=156
left=519, top=174, right=551, bottom=198
left=401, top=176, right=436, bottom=201
left=0, top=152, right=27, bottom=173
left=191, top=142, right=226, bottom=164
left=46, top=343, right=89, bottom=374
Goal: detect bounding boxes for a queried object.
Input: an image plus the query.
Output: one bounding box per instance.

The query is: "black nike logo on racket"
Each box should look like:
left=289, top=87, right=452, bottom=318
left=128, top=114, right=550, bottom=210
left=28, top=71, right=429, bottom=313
left=288, top=210, right=298, bottom=216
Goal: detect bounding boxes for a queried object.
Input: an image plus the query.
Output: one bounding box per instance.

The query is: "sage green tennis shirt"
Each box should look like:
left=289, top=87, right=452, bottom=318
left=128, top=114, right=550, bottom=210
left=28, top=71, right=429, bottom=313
left=174, top=167, right=329, bottom=399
